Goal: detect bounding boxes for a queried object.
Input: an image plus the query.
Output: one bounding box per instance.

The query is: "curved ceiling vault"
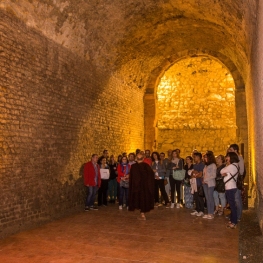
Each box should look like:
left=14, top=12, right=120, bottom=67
left=2, top=0, right=255, bottom=89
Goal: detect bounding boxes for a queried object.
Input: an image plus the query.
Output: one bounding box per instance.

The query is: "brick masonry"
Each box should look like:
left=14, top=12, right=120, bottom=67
left=0, top=11, right=144, bottom=238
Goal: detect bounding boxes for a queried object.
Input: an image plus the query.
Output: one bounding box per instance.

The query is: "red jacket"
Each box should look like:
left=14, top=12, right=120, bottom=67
left=117, top=163, right=131, bottom=183
left=84, top=161, right=101, bottom=187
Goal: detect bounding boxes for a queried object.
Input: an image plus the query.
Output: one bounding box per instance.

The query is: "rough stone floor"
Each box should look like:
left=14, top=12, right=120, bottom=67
left=0, top=205, right=239, bottom=263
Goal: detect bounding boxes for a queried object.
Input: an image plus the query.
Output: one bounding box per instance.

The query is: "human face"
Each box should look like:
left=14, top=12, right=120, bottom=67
left=122, top=157, right=128, bottom=164
left=228, top=147, right=236, bottom=153
left=216, top=156, right=222, bottom=166
left=145, top=150, right=150, bottom=158
left=129, top=154, right=135, bottom=162
left=92, top=155, right=98, bottom=163
left=168, top=150, right=172, bottom=157
left=153, top=153, right=158, bottom=161
left=194, top=155, right=200, bottom=163
left=104, top=151, right=109, bottom=157
left=101, top=158, right=106, bottom=165
left=203, top=155, right=208, bottom=163
left=186, top=157, right=192, bottom=164
left=110, top=156, right=115, bottom=162
left=172, top=151, right=178, bottom=159
left=225, top=155, right=230, bottom=164
left=160, top=153, right=165, bottom=160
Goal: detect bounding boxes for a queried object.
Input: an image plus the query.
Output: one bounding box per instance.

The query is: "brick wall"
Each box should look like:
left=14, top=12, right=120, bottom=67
left=0, top=11, right=144, bottom=238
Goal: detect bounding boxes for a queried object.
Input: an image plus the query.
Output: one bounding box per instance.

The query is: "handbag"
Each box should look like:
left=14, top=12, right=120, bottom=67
left=215, top=178, right=225, bottom=193
left=120, top=179, right=129, bottom=188
left=198, top=185, right=205, bottom=197
left=172, top=169, right=185, bottom=181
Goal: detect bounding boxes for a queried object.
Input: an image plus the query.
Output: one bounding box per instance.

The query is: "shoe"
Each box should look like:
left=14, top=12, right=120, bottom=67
left=165, top=203, right=170, bottom=208
left=103, top=204, right=107, bottom=207
left=137, top=216, right=146, bottom=221
left=127, top=206, right=129, bottom=210
left=227, top=223, right=237, bottom=229
left=191, top=211, right=198, bottom=216
left=119, top=205, right=123, bottom=210
left=176, top=203, right=180, bottom=209
left=123, top=204, right=126, bottom=208
left=207, top=215, right=214, bottom=220
left=214, top=210, right=219, bottom=215
left=90, top=206, right=98, bottom=210
left=202, top=214, right=208, bottom=219
left=85, top=207, right=90, bottom=212
left=154, top=202, right=159, bottom=207
left=218, top=211, right=223, bottom=216
left=197, top=212, right=204, bottom=217
left=170, top=203, right=175, bottom=208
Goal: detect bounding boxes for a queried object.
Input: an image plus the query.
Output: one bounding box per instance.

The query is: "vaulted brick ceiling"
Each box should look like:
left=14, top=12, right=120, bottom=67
left=4, top=0, right=256, bottom=86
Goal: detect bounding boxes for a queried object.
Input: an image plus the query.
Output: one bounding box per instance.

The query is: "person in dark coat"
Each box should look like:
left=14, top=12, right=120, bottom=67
left=128, top=153, right=155, bottom=220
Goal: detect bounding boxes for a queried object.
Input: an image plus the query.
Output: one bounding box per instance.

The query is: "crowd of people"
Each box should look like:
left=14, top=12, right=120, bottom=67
left=83, top=144, right=246, bottom=227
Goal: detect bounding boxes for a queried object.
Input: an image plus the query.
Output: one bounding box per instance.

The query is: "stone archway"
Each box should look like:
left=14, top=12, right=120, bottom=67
left=144, top=49, right=249, bottom=180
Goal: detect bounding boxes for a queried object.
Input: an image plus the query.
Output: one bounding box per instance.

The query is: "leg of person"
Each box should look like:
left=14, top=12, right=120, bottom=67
left=218, top=192, right=226, bottom=215
left=191, top=192, right=199, bottom=215
left=125, top=188, right=129, bottom=208
left=213, top=190, right=220, bottom=214
left=97, top=185, right=103, bottom=206
left=108, top=179, right=113, bottom=202
left=165, top=177, right=171, bottom=201
left=90, top=186, right=98, bottom=209
left=154, top=179, right=160, bottom=204
left=175, top=180, right=181, bottom=208
left=113, top=179, right=118, bottom=202
left=119, top=186, right=124, bottom=208
left=235, top=189, right=243, bottom=220
left=85, top=186, right=93, bottom=210
left=226, top=188, right=238, bottom=226
left=184, top=185, right=191, bottom=209
left=207, top=187, right=215, bottom=216
left=169, top=175, right=176, bottom=208
left=159, top=179, right=169, bottom=206
left=202, top=184, right=208, bottom=215
left=103, top=180, right=109, bottom=206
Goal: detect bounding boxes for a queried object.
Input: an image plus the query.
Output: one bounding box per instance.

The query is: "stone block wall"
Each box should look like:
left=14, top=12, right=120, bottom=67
left=0, top=11, right=144, bottom=238
left=156, top=56, right=237, bottom=156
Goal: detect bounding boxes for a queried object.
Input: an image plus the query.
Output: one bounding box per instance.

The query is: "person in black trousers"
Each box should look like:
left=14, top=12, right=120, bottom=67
left=97, top=157, right=110, bottom=206
left=151, top=152, right=170, bottom=208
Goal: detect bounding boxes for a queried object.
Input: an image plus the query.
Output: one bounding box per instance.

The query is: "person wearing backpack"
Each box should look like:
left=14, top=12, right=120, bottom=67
left=228, top=144, right=245, bottom=221
left=220, top=152, right=240, bottom=229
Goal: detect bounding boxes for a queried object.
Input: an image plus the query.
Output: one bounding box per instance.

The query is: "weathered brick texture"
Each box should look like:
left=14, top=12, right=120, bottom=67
left=0, top=11, right=144, bottom=238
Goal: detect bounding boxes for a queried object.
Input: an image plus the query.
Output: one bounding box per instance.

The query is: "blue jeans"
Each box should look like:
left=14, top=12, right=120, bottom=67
left=203, top=184, right=215, bottom=215
left=213, top=190, right=226, bottom=208
left=184, top=185, right=193, bottom=209
left=226, top=188, right=237, bottom=224
left=108, top=179, right=117, bottom=200
left=235, top=189, right=243, bottom=220
left=85, top=186, right=98, bottom=207
left=119, top=186, right=129, bottom=206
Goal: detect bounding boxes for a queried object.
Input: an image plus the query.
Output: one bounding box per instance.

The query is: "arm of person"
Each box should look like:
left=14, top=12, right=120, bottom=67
left=206, top=164, right=217, bottom=180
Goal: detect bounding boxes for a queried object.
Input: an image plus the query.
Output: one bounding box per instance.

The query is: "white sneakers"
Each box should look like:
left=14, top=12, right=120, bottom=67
left=176, top=203, right=180, bottom=209
left=196, top=212, right=204, bottom=217
left=170, top=203, right=175, bottom=208
left=191, top=211, right=198, bottom=216
left=119, top=205, right=122, bottom=210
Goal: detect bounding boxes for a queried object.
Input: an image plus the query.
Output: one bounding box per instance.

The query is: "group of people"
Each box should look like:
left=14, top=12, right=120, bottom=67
left=83, top=144, right=245, bottom=225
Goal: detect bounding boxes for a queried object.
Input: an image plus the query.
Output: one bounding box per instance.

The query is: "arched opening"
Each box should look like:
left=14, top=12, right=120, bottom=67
left=155, top=55, right=236, bottom=156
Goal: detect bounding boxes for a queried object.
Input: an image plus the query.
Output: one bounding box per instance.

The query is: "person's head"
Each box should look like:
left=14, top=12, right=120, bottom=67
left=103, top=149, right=109, bottom=158
left=171, top=150, right=178, bottom=159
left=135, top=149, right=141, bottom=155
left=160, top=152, right=165, bottom=160
left=193, top=152, right=202, bottom=163
left=117, top=154, right=122, bottom=163
left=225, top=152, right=239, bottom=164
left=122, top=152, right=127, bottom=157
left=151, top=151, right=160, bottom=161
left=109, top=155, right=115, bottom=164
left=140, top=151, right=145, bottom=158
left=216, top=155, right=225, bottom=167
left=192, top=149, right=198, bottom=158
left=121, top=155, right=128, bottom=164
left=229, top=144, right=239, bottom=154
left=167, top=149, right=172, bottom=158
left=204, top=152, right=216, bottom=165
left=185, top=156, right=193, bottom=164
left=91, top=154, right=98, bottom=163
left=145, top=150, right=151, bottom=158
left=100, top=157, right=107, bottom=165
left=136, top=153, right=144, bottom=163
left=175, top=149, right=181, bottom=154
left=128, top=153, right=135, bottom=162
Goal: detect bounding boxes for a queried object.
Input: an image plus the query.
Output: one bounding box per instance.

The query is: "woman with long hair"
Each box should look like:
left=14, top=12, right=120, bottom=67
left=167, top=150, right=184, bottom=208
left=151, top=151, right=170, bottom=208
left=184, top=156, right=194, bottom=209
left=108, top=155, right=118, bottom=204
left=202, top=152, right=217, bottom=219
